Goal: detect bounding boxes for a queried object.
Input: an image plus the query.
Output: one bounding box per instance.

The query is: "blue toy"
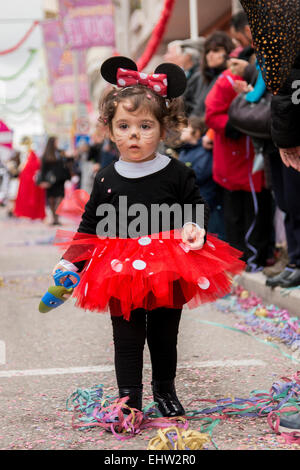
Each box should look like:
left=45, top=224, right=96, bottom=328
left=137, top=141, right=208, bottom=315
left=39, top=269, right=80, bottom=313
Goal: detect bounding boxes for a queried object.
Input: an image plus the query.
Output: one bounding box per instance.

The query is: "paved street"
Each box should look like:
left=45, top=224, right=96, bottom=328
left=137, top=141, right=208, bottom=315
left=0, top=209, right=299, bottom=451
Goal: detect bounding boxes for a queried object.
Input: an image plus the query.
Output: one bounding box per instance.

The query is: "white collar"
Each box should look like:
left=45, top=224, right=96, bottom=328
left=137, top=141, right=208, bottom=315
left=114, top=152, right=171, bottom=178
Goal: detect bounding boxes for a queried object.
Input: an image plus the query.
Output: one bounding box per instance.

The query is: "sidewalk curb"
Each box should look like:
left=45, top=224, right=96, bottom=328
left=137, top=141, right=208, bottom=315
left=236, top=272, right=300, bottom=319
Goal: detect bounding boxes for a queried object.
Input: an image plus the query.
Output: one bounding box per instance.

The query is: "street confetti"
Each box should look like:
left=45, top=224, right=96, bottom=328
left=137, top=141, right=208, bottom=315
left=215, top=286, right=300, bottom=361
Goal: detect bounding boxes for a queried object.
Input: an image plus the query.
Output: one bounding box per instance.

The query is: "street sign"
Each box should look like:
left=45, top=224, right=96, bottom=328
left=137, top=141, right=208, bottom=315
left=75, top=134, right=90, bottom=148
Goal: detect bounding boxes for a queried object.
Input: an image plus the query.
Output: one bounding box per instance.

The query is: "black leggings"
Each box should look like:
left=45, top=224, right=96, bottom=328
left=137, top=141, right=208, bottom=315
left=111, top=307, right=182, bottom=388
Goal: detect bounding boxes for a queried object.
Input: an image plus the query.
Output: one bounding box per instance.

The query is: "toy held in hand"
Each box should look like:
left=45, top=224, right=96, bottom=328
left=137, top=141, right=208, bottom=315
left=39, top=269, right=80, bottom=313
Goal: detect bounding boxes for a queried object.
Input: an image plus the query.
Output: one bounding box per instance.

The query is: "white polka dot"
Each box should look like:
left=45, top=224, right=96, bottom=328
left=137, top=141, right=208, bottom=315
left=152, top=74, right=159, bottom=78
left=138, top=237, right=152, bottom=246
left=132, top=260, right=147, bottom=270
left=118, top=79, right=126, bottom=86
left=153, top=85, right=161, bottom=92
left=120, top=68, right=127, bottom=72
left=163, top=78, right=168, bottom=86
left=111, top=259, right=123, bottom=272
left=198, top=277, right=210, bottom=290
left=139, top=73, right=147, bottom=79
left=207, top=241, right=216, bottom=250
left=159, top=240, right=164, bottom=244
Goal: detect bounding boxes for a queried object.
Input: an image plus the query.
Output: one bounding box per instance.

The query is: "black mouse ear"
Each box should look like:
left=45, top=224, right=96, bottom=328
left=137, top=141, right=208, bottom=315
left=154, top=63, right=187, bottom=98
left=100, top=56, right=138, bottom=85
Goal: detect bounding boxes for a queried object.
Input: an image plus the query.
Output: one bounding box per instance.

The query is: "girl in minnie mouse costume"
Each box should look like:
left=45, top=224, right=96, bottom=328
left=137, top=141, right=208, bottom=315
left=53, top=57, right=245, bottom=417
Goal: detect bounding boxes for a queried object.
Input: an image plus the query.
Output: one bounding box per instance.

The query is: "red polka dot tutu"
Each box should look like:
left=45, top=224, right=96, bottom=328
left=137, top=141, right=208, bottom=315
left=55, top=226, right=245, bottom=321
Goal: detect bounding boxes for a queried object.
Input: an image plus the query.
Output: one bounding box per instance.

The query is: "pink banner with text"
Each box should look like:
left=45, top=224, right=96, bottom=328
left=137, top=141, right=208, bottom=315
left=41, top=20, right=89, bottom=105
left=58, top=0, right=115, bottom=50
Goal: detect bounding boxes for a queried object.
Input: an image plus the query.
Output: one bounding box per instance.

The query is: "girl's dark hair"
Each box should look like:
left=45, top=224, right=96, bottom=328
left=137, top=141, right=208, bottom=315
left=202, top=31, right=235, bottom=82
left=188, top=116, right=207, bottom=137
left=98, top=85, right=187, bottom=145
left=42, top=136, right=57, bottom=163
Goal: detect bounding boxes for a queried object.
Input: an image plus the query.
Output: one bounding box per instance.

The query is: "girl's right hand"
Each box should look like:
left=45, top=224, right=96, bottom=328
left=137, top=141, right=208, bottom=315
left=52, top=263, right=70, bottom=286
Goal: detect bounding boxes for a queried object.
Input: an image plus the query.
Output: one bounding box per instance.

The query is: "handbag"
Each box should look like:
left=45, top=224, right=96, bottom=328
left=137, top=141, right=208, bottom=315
left=34, top=169, right=56, bottom=186
left=228, top=91, right=272, bottom=140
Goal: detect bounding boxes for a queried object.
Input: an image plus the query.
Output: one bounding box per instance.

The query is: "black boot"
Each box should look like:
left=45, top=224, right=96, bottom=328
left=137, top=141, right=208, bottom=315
left=118, top=385, right=143, bottom=412
left=152, top=380, right=185, bottom=417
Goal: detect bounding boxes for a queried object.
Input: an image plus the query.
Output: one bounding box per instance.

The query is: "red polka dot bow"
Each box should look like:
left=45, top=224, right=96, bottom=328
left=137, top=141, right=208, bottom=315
left=117, top=68, right=168, bottom=97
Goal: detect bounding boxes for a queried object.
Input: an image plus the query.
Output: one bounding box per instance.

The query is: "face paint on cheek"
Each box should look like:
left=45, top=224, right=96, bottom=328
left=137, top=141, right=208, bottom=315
left=143, top=131, right=158, bottom=142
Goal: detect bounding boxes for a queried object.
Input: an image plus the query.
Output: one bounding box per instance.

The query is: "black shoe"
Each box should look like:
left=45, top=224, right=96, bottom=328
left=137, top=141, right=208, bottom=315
left=152, top=380, right=185, bottom=417
left=265, top=267, right=294, bottom=288
left=118, top=385, right=143, bottom=412
left=279, top=413, right=300, bottom=433
left=280, top=268, right=300, bottom=288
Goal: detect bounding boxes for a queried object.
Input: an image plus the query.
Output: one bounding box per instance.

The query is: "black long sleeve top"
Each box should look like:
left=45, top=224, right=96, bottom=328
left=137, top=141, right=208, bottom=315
left=62, top=158, right=210, bottom=269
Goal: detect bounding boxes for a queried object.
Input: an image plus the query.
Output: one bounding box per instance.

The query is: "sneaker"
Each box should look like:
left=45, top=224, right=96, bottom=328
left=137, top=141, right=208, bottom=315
left=279, top=413, right=300, bottom=433
left=280, top=268, right=300, bottom=289
left=265, top=266, right=294, bottom=288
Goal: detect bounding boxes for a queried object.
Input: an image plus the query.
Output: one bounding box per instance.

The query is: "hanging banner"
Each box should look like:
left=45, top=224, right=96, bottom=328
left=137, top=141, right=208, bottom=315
left=52, top=75, right=89, bottom=105
left=58, top=0, right=115, bottom=50
left=41, top=20, right=89, bottom=105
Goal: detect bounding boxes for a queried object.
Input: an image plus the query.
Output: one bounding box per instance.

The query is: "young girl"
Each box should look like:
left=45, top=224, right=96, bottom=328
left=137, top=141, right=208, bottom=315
left=52, top=56, right=244, bottom=418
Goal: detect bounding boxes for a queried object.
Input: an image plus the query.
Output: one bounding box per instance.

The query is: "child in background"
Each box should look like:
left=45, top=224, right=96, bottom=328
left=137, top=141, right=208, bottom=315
left=179, top=116, right=225, bottom=239
left=51, top=56, right=244, bottom=417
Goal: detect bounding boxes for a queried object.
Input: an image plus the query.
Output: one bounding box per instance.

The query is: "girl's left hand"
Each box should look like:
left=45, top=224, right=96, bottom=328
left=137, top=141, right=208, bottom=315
left=181, top=224, right=206, bottom=250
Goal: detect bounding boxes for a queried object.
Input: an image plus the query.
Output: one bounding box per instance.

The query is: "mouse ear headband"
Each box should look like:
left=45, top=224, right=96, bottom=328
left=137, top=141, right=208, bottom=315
left=100, top=56, right=187, bottom=99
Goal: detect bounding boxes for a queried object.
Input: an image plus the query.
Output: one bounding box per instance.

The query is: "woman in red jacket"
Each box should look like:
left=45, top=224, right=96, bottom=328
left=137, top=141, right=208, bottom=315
left=205, top=66, right=273, bottom=271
